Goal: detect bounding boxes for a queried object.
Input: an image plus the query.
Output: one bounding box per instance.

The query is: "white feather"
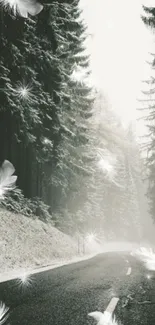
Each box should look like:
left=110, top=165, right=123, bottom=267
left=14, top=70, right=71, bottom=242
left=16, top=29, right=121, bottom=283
left=17, top=0, right=43, bottom=17
left=88, top=311, right=105, bottom=323
left=0, top=301, right=9, bottom=325
left=0, top=0, right=43, bottom=17
left=88, top=311, right=118, bottom=325
left=0, top=160, right=17, bottom=199
left=132, top=246, right=155, bottom=271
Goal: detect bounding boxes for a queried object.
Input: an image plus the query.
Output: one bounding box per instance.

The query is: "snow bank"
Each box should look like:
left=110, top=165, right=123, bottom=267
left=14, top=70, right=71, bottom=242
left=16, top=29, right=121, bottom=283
left=0, top=208, right=99, bottom=276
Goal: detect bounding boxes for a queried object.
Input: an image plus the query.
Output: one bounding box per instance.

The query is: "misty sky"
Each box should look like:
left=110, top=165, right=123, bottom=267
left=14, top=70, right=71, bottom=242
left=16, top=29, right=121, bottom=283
left=81, top=0, right=155, bottom=137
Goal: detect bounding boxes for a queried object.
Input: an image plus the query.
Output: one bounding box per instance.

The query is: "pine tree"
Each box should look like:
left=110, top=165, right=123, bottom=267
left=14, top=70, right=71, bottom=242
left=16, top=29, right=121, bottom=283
left=0, top=6, right=62, bottom=214
left=48, top=0, right=94, bottom=224
left=141, top=5, right=155, bottom=223
left=63, top=91, right=144, bottom=240
left=0, top=0, right=94, bottom=221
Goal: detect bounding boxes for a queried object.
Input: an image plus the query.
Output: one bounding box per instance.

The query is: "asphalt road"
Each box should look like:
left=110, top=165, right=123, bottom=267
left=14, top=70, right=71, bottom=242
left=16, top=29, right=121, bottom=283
left=0, top=251, right=155, bottom=325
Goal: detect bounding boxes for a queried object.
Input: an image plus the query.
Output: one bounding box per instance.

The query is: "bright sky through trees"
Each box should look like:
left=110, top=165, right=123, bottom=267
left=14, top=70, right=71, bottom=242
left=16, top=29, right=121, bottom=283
left=81, top=0, right=155, bottom=137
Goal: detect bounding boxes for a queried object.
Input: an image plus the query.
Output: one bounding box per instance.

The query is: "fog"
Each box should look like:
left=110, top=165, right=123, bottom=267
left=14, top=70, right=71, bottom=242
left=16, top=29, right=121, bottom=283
left=86, top=240, right=155, bottom=255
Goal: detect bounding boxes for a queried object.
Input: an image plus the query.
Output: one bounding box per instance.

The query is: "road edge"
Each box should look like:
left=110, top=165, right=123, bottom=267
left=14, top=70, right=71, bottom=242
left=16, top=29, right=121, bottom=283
left=0, top=253, right=98, bottom=284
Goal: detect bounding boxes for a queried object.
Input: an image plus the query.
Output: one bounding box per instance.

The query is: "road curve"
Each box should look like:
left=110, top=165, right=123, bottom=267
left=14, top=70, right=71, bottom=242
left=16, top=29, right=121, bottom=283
left=0, top=251, right=155, bottom=325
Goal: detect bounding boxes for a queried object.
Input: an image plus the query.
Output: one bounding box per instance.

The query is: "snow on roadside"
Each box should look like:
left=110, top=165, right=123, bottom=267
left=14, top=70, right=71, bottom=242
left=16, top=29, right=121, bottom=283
left=0, top=252, right=98, bottom=283
left=0, top=208, right=100, bottom=280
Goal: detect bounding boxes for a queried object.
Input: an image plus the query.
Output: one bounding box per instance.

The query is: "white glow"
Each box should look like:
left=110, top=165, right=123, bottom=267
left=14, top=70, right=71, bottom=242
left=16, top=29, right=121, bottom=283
left=96, top=148, right=117, bottom=177
left=16, top=85, right=32, bottom=100
left=98, top=159, right=113, bottom=173
left=147, top=274, right=151, bottom=279
left=7, top=82, right=33, bottom=102
left=97, top=156, right=118, bottom=184
left=17, top=271, right=33, bottom=288
left=19, top=87, right=28, bottom=97
left=86, top=232, right=96, bottom=242
left=132, top=246, right=155, bottom=270
left=43, top=138, right=53, bottom=146
left=80, top=0, right=155, bottom=137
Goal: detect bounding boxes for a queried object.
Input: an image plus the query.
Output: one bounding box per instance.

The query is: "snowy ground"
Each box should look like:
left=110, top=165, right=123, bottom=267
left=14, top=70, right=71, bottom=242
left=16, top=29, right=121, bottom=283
left=0, top=241, right=141, bottom=283
left=0, top=207, right=151, bottom=284
left=0, top=208, right=101, bottom=279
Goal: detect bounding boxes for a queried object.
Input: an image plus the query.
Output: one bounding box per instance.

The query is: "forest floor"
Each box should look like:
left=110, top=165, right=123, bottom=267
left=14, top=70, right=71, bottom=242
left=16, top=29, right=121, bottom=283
left=0, top=208, right=100, bottom=277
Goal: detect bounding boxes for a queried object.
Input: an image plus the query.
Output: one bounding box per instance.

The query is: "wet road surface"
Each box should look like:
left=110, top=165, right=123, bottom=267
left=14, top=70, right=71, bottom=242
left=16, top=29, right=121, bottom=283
left=0, top=251, right=154, bottom=325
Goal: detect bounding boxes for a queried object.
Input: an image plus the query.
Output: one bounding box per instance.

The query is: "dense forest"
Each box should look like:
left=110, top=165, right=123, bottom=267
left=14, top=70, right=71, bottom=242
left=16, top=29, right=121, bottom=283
left=0, top=0, right=151, bottom=242
left=140, top=6, right=155, bottom=226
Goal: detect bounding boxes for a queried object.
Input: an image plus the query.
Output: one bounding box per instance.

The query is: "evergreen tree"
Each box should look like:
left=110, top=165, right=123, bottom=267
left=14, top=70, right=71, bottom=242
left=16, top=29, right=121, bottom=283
left=0, top=0, right=94, bottom=220
left=141, top=5, right=155, bottom=223
left=49, top=0, right=94, bottom=222
left=62, top=91, right=145, bottom=240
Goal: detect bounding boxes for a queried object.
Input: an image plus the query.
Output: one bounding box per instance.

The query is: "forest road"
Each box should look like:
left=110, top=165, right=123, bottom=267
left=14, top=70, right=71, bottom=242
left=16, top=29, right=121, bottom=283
left=0, top=251, right=155, bottom=325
